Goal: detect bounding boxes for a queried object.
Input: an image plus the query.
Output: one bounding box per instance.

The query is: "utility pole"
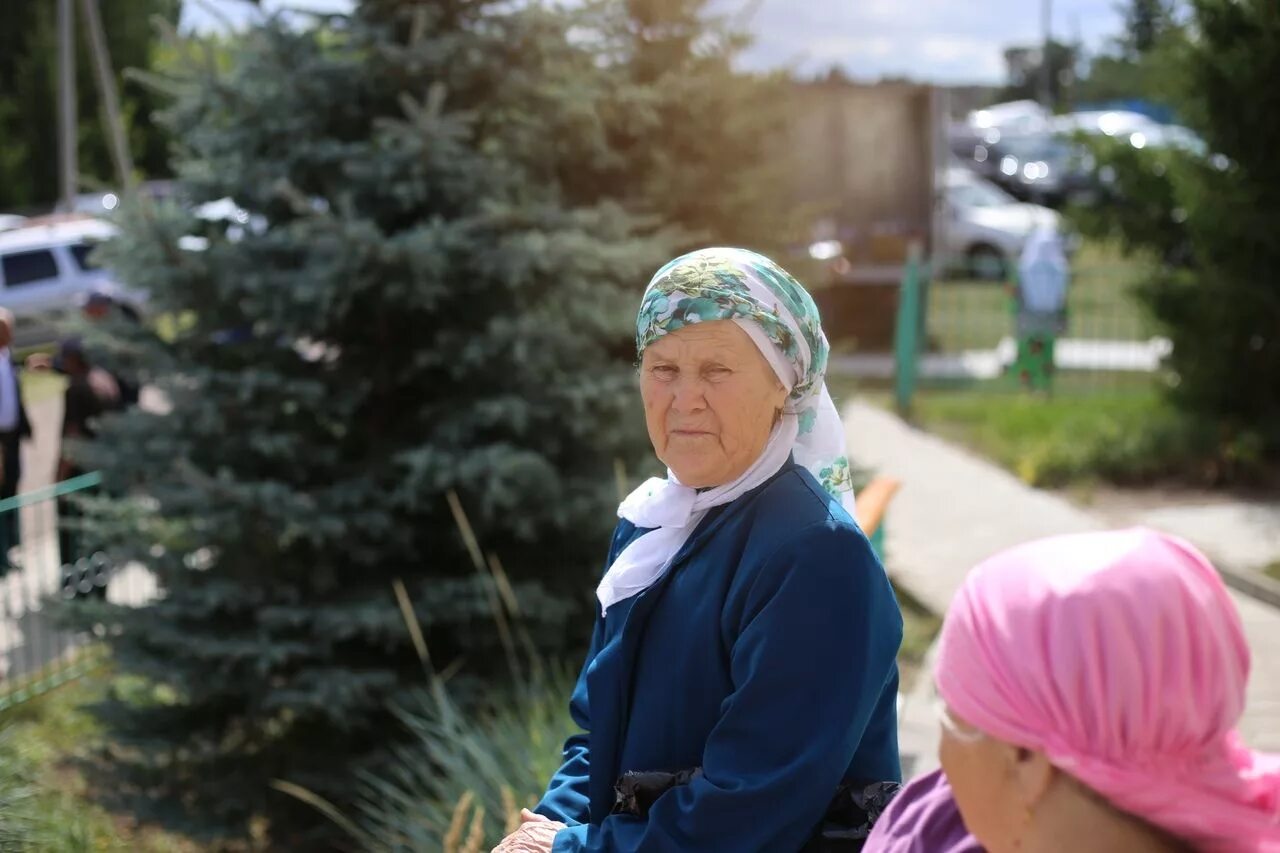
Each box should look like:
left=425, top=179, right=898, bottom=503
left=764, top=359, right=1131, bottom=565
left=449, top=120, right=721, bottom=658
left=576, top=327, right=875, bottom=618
left=1040, top=0, right=1054, bottom=109
left=57, top=0, right=78, bottom=210
left=80, top=0, right=136, bottom=194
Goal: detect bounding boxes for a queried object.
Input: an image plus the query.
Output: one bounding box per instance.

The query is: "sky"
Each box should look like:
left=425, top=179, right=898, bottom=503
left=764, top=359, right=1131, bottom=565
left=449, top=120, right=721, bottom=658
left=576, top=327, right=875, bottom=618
left=180, top=0, right=1129, bottom=85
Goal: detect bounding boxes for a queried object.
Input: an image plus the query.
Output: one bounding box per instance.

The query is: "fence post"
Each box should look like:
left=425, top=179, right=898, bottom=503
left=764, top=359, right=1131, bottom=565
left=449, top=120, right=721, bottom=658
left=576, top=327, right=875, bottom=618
left=894, top=242, right=924, bottom=419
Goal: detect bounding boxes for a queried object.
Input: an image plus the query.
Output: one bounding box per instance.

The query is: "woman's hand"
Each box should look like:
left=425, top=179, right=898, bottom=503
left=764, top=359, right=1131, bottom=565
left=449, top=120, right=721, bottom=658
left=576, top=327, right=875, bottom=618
left=489, top=810, right=565, bottom=853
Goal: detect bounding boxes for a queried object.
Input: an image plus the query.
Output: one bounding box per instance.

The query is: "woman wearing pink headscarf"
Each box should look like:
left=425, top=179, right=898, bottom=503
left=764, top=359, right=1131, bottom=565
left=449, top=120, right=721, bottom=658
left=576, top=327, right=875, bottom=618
left=866, top=528, right=1280, bottom=852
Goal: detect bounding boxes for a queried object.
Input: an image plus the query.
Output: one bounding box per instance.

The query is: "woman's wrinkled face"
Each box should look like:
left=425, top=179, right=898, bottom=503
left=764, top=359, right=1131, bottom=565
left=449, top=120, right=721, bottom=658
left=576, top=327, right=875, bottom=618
left=640, top=320, right=788, bottom=489
left=939, top=704, right=1050, bottom=853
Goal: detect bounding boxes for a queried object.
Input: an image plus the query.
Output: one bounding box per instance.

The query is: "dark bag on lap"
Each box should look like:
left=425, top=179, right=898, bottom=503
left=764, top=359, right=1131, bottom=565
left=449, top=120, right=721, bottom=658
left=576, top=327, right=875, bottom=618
left=613, top=767, right=901, bottom=852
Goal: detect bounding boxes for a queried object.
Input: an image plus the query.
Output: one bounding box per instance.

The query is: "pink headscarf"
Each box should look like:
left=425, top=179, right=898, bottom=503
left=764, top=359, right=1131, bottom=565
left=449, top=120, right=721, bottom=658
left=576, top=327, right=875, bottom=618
left=935, top=528, right=1280, bottom=851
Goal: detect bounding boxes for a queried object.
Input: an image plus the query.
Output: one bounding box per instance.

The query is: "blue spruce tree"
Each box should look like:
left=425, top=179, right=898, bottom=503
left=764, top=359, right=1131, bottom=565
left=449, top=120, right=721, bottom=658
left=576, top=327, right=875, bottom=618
left=66, top=0, right=793, bottom=840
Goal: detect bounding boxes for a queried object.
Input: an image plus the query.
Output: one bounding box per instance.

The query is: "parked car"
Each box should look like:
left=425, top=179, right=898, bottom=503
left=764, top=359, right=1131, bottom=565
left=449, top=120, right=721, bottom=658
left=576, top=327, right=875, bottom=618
left=1050, top=111, right=1210, bottom=155
left=0, top=215, right=27, bottom=233
left=0, top=216, right=142, bottom=344
left=967, top=100, right=1051, bottom=136
left=53, top=181, right=181, bottom=219
left=950, top=129, right=1100, bottom=208
left=937, top=167, right=1070, bottom=279
left=1049, top=110, right=1157, bottom=139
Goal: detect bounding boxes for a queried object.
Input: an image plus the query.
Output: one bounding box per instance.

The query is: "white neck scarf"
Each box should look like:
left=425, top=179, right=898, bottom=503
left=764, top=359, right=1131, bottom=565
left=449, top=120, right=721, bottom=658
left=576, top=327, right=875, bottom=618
left=596, top=415, right=799, bottom=615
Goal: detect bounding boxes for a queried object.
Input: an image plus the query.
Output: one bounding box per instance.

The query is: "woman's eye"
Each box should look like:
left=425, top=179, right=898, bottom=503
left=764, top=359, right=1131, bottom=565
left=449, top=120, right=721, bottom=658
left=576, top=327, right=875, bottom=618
left=705, top=367, right=732, bottom=378
left=650, top=365, right=677, bottom=379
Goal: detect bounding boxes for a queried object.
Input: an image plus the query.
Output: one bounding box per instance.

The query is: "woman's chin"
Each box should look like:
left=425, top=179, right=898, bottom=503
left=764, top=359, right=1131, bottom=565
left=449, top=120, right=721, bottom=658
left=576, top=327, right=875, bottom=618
left=665, top=461, right=720, bottom=489
left=666, top=458, right=736, bottom=490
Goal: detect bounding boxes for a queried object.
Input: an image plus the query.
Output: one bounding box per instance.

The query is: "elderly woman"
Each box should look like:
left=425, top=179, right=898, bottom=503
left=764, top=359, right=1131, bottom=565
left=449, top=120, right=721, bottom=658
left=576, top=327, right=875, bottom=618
left=493, top=248, right=903, bottom=852
left=865, top=528, right=1280, bottom=853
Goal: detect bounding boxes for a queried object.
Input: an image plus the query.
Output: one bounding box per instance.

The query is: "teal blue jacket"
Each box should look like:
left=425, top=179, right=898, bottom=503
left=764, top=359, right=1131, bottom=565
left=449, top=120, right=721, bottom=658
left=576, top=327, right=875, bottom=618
left=535, top=458, right=903, bottom=852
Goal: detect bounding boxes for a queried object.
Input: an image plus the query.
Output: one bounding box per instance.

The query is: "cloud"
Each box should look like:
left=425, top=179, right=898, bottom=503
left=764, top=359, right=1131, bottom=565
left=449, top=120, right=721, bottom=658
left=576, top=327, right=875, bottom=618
left=806, top=35, right=897, bottom=63
left=182, top=0, right=1123, bottom=86
left=181, top=0, right=353, bottom=33
left=714, top=0, right=1124, bottom=84
left=918, top=36, right=1006, bottom=78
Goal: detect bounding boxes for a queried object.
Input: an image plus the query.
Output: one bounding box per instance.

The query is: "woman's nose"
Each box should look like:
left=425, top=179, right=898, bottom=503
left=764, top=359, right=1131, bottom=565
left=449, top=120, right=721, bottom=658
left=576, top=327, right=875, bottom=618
left=669, top=376, right=707, bottom=413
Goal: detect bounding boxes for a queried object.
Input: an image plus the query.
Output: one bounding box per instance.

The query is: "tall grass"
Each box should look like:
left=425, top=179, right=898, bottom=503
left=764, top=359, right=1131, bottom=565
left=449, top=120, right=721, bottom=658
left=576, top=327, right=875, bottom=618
left=281, top=473, right=945, bottom=851
left=0, top=722, right=105, bottom=852
left=351, top=665, right=575, bottom=852
left=276, top=491, right=579, bottom=852
left=0, top=726, right=42, bottom=849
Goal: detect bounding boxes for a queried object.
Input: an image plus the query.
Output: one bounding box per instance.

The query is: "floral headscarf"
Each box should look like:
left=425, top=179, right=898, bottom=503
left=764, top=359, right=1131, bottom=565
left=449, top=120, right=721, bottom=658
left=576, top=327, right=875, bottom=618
left=596, top=248, right=855, bottom=614
left=637, top=247, right=854, bottom=502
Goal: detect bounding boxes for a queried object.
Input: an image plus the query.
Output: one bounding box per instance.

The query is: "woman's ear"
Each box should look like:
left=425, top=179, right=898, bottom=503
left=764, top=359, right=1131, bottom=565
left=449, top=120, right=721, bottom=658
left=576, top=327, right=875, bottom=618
left=1011, top=746, right=1055, bottom=811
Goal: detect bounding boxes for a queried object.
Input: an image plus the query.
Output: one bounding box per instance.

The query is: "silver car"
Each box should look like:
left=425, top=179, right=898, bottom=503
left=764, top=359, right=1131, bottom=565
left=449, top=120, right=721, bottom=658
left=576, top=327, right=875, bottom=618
left=0, top=216, right=138, bottom=344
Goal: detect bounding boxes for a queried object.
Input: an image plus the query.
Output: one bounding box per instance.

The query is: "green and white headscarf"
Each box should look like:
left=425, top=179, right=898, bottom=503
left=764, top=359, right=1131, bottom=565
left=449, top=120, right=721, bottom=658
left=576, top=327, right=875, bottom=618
left=597, top=247, right=856, bottom=614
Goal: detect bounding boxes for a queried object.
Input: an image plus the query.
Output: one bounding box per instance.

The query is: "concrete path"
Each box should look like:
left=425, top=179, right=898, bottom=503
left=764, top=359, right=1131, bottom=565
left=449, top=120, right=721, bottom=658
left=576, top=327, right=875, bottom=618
left=844, top=399, right=1280, bottom=778
left=1118, top=503, right=1280, bottom=576
left=831, top=336, right=1172, bottom=381
left=19, top=395, right=61, bottom=493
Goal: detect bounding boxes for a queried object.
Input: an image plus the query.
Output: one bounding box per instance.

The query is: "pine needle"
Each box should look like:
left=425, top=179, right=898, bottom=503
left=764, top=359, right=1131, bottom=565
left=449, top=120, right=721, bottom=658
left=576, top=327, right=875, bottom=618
left=408, top=6, right=428, bottom=46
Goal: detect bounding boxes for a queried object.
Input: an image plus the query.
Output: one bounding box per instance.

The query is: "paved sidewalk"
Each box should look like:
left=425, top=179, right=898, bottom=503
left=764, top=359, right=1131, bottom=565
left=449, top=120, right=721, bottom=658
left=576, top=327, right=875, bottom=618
left=844, top=400, right=1280, bottom=777
left=19, top=396, right=61, bottom=493
left=831, top=336, right=1171, bottom=381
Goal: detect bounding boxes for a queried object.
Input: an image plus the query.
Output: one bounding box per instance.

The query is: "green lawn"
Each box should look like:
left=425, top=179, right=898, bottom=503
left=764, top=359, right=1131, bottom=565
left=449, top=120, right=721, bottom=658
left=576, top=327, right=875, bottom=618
left=0, top=669, right=204, bottom=852
left=928, top=241, right=1159, bottom=352
left=902, top=388, right=1226, bottom=488
left=13, top=341, right=68, bottom=407
left=23, top=370, right=67, bottom=406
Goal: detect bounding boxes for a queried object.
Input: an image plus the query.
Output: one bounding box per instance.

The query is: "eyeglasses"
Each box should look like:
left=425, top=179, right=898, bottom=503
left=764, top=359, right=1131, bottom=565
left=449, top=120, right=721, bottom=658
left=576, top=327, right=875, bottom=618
left=932, top=688, right=987, bottom=744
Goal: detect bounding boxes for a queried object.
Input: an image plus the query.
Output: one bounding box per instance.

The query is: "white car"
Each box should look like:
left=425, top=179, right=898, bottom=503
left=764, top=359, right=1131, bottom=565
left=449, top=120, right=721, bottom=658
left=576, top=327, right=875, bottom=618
left=0, top=216, right=139, bottom=343
left=938, top=167, right=1066, bottom=279
left=1049, top=110, right=1158, bottom=139
left=0, top=215, right=27, bottom=234
left=968, top=100, right=1051, bottom=136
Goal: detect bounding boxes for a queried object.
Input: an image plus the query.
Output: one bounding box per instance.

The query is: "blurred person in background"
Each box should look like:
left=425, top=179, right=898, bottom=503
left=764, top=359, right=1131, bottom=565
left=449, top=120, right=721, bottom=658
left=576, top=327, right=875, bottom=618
left=0, top=309, right=33, bottom=570
left=495, top=248, right=903, bottom=853
left=26, top=286, right=140, bottom=407
left=79, top=287, right=141, bottom=326
left=56, top=339, right=122, bottom=599
left=56, top=338, right=121, bottom=482
left=865, top=528, right=1280, bottom=853
left=1008, top=225, right=1069, bottom=393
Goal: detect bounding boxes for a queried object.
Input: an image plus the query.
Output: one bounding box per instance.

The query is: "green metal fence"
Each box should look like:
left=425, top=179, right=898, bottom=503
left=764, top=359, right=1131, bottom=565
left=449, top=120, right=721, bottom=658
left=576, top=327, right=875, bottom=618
left=0, top=473, right=155, bottom=711
left=887, top=248, right=1169, bottom=415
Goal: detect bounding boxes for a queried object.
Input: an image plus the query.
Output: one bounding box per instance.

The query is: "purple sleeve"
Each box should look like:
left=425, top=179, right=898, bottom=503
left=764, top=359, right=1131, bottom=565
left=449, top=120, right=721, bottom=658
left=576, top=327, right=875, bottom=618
left=864, top=770, right=985, bottom=853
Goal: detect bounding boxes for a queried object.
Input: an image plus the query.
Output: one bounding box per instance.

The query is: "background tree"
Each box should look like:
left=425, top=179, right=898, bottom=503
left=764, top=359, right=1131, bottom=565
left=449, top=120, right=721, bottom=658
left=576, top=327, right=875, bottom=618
left=1074, top=0, right=1182, bottom=108
left=1072, top=0, right=1280, bottom=479
left=0, top=0, right=179, bottom=211
left=562, top=0, right=796, bottom=254
left=67, top=0, right=793, bottom=842
left=999, top=40, right=1079, bottom=110
left=1122, top=0, right=1176, bottom=57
